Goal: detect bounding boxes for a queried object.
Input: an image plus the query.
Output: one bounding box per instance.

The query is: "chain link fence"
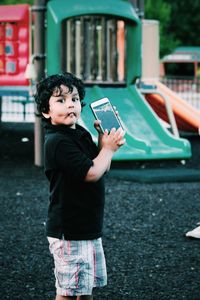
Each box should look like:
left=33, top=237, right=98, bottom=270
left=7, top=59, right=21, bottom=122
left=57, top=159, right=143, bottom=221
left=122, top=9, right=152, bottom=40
left=161, top=77, right=200, bottom=110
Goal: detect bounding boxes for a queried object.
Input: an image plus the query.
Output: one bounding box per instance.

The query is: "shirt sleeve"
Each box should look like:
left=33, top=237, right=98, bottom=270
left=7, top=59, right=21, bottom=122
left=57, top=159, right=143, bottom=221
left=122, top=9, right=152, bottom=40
left=54, top=138, right=93, bottom=181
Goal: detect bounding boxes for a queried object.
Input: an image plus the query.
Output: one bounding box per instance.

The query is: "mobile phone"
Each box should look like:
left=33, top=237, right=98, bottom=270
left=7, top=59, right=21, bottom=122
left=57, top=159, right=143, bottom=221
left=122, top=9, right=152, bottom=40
left=90, top=97, right=123, bottom=133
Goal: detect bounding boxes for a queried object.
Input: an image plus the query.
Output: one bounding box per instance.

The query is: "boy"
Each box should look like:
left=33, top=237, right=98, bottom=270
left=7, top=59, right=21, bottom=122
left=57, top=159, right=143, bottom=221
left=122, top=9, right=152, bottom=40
left=35, top=72, right=125, bottom=300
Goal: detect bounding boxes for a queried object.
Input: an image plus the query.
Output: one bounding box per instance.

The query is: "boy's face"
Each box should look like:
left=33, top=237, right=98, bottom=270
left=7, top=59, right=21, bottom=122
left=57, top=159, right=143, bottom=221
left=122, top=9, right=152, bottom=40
left=43, top=85, right=81, bottom=128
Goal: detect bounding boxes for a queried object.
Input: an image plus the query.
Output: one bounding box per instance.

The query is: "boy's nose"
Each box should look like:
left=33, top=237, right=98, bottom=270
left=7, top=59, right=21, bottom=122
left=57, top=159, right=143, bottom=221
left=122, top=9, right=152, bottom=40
left=67, top=99, right=74, bottom=107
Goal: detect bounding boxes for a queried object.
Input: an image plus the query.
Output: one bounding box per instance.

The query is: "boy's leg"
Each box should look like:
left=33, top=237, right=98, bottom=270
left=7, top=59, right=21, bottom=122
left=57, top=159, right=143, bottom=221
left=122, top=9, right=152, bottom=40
left=49, top=238, right=105, bottom=300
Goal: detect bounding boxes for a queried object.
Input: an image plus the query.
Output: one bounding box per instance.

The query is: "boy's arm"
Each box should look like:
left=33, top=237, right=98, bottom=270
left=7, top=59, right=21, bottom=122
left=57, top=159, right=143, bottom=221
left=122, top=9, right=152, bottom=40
left=95, top=120, right=111, bottom=171
left=85, top=147, right=114, bottom=182
left=98, top=133, right=111, bottom=172
left=85, top=127, right=125, bottom=182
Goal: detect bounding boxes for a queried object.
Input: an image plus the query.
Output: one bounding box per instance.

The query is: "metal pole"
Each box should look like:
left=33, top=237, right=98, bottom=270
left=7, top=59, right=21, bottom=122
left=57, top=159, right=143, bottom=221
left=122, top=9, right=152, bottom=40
left=96, top=24, right=103, bottom=81
left=129, top=0, right=144, bottom=19
left=138, top=0, right=144, bottom=19
left=75, top=20, right=81, bottom=78
left=0, top=96, right=2, bottom=129
left=66, top=20, right=71, bottom=73
left=140, top=88, right=180, bottom=137
left=33, top=0, right=46, bottom=166
left=106, top=20, right=111, bottom=81
left=83, top=18, right=92, bottom=80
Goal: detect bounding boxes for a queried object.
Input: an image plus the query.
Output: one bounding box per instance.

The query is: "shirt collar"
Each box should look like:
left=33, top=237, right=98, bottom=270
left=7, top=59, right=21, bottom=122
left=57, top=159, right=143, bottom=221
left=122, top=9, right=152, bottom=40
left=43, top=122, right=88, bottom=139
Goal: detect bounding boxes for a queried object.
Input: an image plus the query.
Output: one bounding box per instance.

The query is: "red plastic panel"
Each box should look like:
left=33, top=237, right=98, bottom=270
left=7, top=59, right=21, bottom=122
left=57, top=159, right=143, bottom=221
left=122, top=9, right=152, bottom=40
left=0, top=4, right=30, bottom=86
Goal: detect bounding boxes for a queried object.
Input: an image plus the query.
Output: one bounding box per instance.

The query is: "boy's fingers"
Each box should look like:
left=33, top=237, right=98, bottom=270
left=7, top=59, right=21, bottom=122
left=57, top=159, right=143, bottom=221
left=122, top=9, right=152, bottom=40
left=94, top=120, right=101, bottom=128
left=94, top=119, right=101, bottom=125
left=115, top=130, right=126, bottom=145
left=109, top=128, right=117, bottom=136
left=113, top=106, right=118, bottom=115
left=103, top=129, right=109, bottom=136
left=115, top=128, right=125, bottom=139
left=94, top=120, right=103, bottom=133
left=117, top=138, right=126, bottom=146
left=115, top=110, right=119, bottom=116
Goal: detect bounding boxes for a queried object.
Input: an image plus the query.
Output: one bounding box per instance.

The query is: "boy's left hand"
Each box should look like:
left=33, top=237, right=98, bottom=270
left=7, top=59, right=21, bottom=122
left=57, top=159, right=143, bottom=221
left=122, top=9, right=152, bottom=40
left=94, top=120, right=103, bottom=135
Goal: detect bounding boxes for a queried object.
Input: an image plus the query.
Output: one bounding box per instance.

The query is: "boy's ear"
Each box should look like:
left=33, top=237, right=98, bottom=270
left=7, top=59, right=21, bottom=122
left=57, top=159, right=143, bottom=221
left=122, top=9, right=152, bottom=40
left=42, top=112, right=51, bottom=119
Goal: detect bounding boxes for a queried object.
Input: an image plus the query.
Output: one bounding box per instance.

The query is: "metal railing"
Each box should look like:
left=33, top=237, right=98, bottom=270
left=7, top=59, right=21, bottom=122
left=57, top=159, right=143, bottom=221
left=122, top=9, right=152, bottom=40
left=161, top=77, right=200, bottom=110
left=0, top=95, right=34, bottom=122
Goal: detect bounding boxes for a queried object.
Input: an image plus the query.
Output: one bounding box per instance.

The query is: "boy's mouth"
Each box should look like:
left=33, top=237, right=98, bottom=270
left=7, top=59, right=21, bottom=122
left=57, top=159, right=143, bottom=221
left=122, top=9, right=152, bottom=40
left=67, top=112, right=76, bottom=117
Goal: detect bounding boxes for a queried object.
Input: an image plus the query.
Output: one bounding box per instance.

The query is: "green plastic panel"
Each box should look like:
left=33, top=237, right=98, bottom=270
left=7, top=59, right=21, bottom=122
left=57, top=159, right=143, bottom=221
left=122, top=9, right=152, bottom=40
left=80, top=85, right=191, bottom=161
left=47, top=0, right=141, bottom=83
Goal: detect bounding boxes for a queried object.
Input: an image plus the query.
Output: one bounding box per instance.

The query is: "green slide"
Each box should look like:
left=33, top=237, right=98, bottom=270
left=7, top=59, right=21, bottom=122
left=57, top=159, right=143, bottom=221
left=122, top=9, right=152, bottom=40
left=80, top=85, right=191, bottom=161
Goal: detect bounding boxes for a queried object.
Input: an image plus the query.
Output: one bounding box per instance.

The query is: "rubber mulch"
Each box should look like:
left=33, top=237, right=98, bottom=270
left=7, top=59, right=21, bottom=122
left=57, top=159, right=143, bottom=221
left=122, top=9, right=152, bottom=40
left=1, top=122, right=200, bottom=300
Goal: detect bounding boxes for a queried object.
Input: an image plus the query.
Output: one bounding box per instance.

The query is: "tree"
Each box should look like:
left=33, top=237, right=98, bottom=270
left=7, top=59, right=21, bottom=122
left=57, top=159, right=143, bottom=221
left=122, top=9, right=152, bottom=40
left=1, top=0, right=34, bottom=5
left=165, top=0, right=200, bottom=47
left=145, top=0, right=179, bottom=58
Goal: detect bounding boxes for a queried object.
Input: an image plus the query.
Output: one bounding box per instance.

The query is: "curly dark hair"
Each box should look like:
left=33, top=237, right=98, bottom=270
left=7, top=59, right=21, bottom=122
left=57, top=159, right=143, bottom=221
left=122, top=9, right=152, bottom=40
left=34, top=72, right=85, bottom=119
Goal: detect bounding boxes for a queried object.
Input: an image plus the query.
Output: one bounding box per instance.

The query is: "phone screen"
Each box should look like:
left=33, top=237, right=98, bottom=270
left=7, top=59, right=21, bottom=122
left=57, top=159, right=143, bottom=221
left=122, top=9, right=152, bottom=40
left=92, top=101, right=122, bottom=132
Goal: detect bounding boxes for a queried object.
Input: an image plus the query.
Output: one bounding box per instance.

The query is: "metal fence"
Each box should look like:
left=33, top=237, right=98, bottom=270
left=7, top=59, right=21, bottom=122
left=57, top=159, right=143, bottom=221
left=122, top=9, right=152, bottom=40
left=0, top=95, right=34, bottom=123
left=161, top=77, right=200, bottom=110
left=1, top=77, right=199, bottom=123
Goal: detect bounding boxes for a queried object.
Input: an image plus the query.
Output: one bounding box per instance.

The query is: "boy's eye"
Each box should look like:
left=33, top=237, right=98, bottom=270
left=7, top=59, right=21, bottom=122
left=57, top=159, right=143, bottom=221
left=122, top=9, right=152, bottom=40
left=57, top=98, right=65, bottom=103
left=72, top=97, right=80, bottom=102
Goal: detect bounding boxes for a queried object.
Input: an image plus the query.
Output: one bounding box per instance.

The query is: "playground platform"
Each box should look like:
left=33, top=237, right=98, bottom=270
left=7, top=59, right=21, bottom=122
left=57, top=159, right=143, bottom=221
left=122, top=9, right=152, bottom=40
left=109, top=166, right=200, bottom=183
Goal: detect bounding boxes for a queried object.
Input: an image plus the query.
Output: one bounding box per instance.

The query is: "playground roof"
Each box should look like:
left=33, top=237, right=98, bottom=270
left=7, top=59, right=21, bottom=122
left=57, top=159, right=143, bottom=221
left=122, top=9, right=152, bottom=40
left=47, top=0, right=140, bottom=24
left=0, top=4, right=29, bottom=22
left=162, top=47, right=200, bottom=63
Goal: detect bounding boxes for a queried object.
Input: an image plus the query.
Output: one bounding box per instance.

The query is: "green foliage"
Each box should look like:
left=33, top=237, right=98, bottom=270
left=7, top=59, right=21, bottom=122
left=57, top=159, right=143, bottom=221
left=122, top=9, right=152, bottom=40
left=165, top=0, right=200, bottom=47
left=145, top=0, right=180, bottom=58
left=145, top=0, right=200, bottom=58
left=1, top=0, right=34, bottom=4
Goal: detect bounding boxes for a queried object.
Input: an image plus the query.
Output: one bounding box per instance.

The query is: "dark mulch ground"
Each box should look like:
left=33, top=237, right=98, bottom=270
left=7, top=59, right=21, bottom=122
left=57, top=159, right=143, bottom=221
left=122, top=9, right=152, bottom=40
left=1, top=122, right=200, bottom=300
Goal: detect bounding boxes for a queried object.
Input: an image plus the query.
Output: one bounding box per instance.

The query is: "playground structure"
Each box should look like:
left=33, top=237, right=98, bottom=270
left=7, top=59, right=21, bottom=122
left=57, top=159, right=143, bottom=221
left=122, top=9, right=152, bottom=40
left=46, top=0, right=191, bottom=161
left=143, top=81, right=200, bottom=133
left=0, top=4, right=29, bottom=86
left=0, top=4, right=31, bottom=123
left=160, top=46, right=200, bottom=82
left=1, top=0, right=199, bottom=165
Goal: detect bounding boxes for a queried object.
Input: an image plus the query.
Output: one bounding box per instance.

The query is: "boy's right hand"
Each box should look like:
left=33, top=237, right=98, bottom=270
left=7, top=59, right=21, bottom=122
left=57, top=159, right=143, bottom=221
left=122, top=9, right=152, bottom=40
left=101, top=127, right=126, bottom=152
left=85, top=127, right=125, bottom=182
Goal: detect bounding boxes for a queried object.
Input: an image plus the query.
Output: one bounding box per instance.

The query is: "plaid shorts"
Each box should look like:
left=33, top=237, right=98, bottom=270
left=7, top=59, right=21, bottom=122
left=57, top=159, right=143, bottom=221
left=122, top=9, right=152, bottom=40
left=47, top=237, right=107, bottom=296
